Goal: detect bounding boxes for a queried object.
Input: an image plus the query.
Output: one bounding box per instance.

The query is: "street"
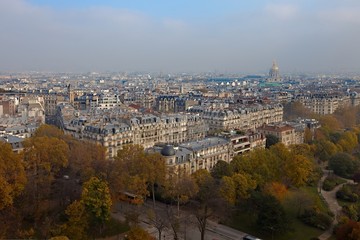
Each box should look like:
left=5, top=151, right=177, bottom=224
left=112, top=200, right=249, bottom=240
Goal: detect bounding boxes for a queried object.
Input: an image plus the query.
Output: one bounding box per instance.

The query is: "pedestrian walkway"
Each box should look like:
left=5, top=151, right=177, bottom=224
left=317, top=170, right=355, bottom=240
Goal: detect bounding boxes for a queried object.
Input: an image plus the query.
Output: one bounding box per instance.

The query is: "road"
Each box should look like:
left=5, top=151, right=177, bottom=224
left=112, top=200, right=250, bottom=240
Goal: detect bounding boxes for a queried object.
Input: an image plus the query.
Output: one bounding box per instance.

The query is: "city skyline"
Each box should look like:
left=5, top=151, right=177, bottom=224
left=1, top=0, right=360, bottom=73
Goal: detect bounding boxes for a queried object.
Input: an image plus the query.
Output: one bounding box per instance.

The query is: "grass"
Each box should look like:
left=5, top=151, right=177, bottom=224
left=322, top=176, right=347, bottom=191
left=226, top=186, right=330, bottom=240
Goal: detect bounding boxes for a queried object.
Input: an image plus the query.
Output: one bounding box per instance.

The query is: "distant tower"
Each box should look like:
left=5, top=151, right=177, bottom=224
left=268, top=60, right=281, bottom=82
left=68, top=84, right=75, bottom=104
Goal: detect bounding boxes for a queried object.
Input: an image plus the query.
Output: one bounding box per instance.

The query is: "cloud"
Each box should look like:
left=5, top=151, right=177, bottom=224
left=318, top=8, right=360, bottom=25
left=0, top=0, right=359, bottom=73
left=264, top=3, right=299, bottom=20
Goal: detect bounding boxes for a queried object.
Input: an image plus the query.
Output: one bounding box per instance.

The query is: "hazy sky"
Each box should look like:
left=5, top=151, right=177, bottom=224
left=1, top=0, right=360, bottom=73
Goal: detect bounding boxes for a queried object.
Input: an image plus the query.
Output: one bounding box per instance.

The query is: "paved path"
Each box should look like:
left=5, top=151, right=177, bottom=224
left=317, top=170, right=355, bottom=240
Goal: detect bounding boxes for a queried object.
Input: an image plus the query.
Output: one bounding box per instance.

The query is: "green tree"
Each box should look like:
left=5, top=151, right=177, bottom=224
left=265, top=134, right=279, bottom=148
left=211, top=160, right=233, bottom=179
left=81, top=177, right=112, bottom=234
left=257, top=194, right=288, bottom=235
left=231, top=148, right=275, bottom=188
left=315, top=140, right=339, bottom=161
left=329, top=152, right=358, bottom=178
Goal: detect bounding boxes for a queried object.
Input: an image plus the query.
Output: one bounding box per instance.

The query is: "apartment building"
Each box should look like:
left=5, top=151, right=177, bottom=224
left=257, top=122, right=304, bottom=146
left=154, top=137, right=231, bottom=175
left=57, top=103, right=209, bottom=159
left=200, top=104, right=283, bottom=132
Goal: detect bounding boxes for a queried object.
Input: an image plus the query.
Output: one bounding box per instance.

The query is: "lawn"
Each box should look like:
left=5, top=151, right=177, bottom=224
left=226, top=186, right=330, bottom=240
left=322, top=175, right=347, bottom=191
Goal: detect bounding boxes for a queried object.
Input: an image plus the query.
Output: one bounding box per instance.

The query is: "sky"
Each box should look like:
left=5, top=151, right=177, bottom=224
left=0, top=0, right=360, bottom=73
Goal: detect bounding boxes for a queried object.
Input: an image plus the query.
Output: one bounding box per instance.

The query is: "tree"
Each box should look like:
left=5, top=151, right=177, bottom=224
left=283, top=101, right=313, bottom=120
left=257, top=194, right=288, bottom=235
left=68, top=140, right=108, bottom=182
left=336, top=219, right=360, bottom=240
left=329, top=152, right=358, bottom=178
left=0, top=142, right=27, bottom=238
left=109, top=145, right=148, bottom=201
left=289, top=143, right=314, bottom=159
left=263, top=182, right=288, bottom=202
left=231, top=148, right=275, bottom=188
left=147, top=209, right=167, bottom=240
left=211, top=160, right=233, bottom=179
left=232, top=173, right=257, bottom=200
left=265, top=134, right=279, bottom=148
left=22, top=136, right=69, bottom=228
left=334, top=106, right=357, bottom=129
left=33, top=124, right=65, bottom=139
left=125, top=227, right=155, bottom=240
left=163, top=169, right=198, bottom=215
left=0, top=142, right=26, bottom=210
left=145, top=152, right=166, bottom=208
left=192, top=170, right=222, bottom=240
left=319, top=115, right=342, bottom=133
left=165, top=204, right=181, bottom=240
left=337, top=131, right=358, bottom=153
left=219, top=176, right=236, bottom=205
left=61, top=200, right=88, bottom=240
left=81, top=177, right=112, bottom=234
left=315, top=140, right=339, bottom=161
left=283, top=154, right=314, bottom=187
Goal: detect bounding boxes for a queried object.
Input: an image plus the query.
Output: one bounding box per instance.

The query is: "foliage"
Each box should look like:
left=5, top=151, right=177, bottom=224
left=283, top=101, right=313, bottom=120
left=162, top=169, right=197, bottom=214
left=109, top=145, right=167, bottom=206
left=124, top=227, right=155, bottom=240
left=256, top=194, right=289, bottom=234
left=298, top=207, right=332, bottom=230
left=337, top=131, right=358, bottom=153
left=336, top=185, right=359, bottom=202
left=265, top=134, right=279, bottom=148
left=81, top=177, right=112, bottom=231
left=335, top=219, right=360, bottom=240
left=0, top=142, right=27, bottom=210
left=211, top=160, right=233, bottom=179
left=61, top=200, right=88, bottom=240
left=263, top=182, right=288, bottom=202
left=314, top=140, right=339, bottom=161
left=192, top=169, right=226, bottom=240
left=231, top=144, right=314, bottom=189
left=343, top=204, right=360, bottom=221
left=322, top=175, right=347, bottom=191
left=329, top=153, right=359, bottom=178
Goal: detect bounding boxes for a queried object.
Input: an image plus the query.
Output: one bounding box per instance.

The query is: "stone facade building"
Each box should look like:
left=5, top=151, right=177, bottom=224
left=57, top=103, right=208, bottom=159
left=200, top=104, right=283, bottom=132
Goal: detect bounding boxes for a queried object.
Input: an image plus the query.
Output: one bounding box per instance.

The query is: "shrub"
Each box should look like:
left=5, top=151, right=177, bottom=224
left=322, top=176, right=346, bottom=191
left=336, top=185, right=359, bottom=202
left=298, top=208, right=333, bottom=230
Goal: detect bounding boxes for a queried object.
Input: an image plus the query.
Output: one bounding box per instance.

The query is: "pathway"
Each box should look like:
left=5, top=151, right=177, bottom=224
left=317, top=170, right=355, bottom=240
